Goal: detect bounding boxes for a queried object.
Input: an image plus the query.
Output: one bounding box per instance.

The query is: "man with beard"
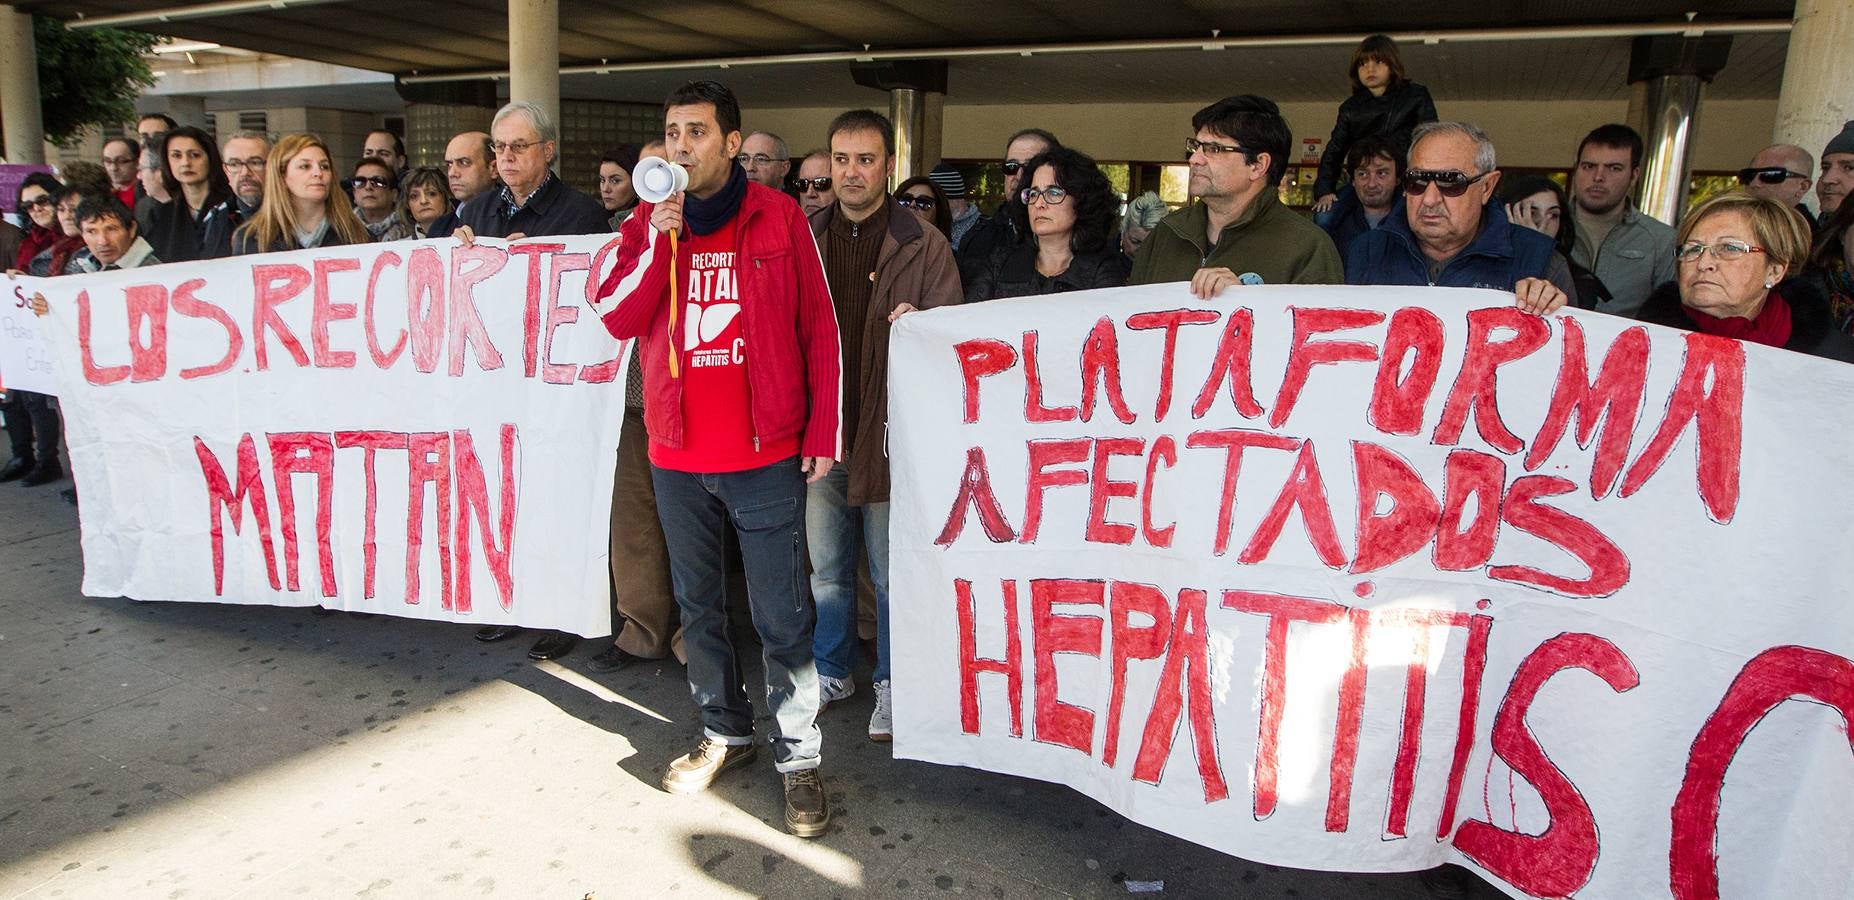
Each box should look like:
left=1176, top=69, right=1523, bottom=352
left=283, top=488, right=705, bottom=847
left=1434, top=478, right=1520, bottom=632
left=1321, top=133, right=1403, bottom=263
left=1567, top=124, right=1675, bottom=317
left=200, top=132, right=270, bottom=259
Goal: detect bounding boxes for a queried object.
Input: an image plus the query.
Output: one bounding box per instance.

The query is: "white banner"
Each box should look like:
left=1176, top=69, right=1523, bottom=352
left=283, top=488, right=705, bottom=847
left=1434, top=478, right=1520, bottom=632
left=2, top=275, right=58, bottom=394
left=888, top=284, right=1854, bottom=900
left=27, top=235, right=631, bottom=636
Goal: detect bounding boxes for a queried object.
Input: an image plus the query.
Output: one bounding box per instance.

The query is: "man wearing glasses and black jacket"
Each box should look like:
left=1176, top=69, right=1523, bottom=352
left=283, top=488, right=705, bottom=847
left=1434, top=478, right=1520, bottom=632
left=955, top=127, right=1058, bottom=286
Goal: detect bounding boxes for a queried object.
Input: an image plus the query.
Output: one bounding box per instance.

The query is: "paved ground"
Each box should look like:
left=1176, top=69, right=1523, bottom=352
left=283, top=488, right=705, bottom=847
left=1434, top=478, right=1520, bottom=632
left=0, top=478, right=1511, bottom=899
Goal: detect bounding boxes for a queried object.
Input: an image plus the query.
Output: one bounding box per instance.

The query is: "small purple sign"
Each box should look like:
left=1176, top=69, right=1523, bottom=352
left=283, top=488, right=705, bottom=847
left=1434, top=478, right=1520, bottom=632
left=0, top=163, right=56, bottom=215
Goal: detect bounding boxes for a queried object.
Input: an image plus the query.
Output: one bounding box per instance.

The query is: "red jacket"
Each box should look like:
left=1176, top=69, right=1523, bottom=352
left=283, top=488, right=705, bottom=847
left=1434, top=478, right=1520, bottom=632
left=592, top=182, right=842, bottom=462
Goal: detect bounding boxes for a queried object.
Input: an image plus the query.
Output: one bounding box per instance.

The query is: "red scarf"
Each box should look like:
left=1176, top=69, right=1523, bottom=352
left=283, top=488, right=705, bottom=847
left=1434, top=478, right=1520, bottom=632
left=13, top=226, right=55, bottom=271
left=1683, top=288, right=1791, bottom=348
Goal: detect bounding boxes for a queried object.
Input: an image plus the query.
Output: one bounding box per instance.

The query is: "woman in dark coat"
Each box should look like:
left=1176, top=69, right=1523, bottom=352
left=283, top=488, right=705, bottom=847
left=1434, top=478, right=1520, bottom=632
left=1636, top=191, right=1854, bottom=363
left=143, top=125, right=236, bottom=262
left=1311, top=34, right=1438, bottom=219
left=893, top=175, right=953, bottom=239
left=965, top=147, right=1128, bottom=301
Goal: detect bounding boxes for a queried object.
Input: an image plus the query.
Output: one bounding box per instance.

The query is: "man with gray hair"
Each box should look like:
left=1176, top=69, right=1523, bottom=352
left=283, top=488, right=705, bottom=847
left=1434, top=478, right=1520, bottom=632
left=1739, top=143, right=1817, bottom=227
left=737, top=131, right=790, bottom=189
left=456, top=100, right=607, bottom=247
left=1345, top=120, right=1571, bottom=315
left=457, top=100, right=608, bottom=661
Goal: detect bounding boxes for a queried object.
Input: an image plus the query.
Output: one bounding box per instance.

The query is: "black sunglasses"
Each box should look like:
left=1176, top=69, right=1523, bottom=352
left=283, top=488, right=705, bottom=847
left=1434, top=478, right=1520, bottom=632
left=346, top=175, right=395, bottom=190
left=793, top=176, right=832, bottom=192
left=1402, top=169, right=1491, bottom=197
left=1001, top=161, right=1024, bottom=176
left=895, top=194, right=936, bottom=210
left=1737, top=166, right=1806, bottom=186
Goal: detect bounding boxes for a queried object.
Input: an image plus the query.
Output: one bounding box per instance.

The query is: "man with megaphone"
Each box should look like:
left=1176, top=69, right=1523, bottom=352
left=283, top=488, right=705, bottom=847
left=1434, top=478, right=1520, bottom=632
left=590, top=80, right=843, bottom=839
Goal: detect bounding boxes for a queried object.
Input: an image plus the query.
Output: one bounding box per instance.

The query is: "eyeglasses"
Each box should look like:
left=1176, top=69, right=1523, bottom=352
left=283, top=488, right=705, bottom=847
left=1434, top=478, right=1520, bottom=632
left=1185, top=137, right=1250, bottom=158
left=1402, top=169, right=1492, bottom=197
left=735, top=153, right=788, bottom=167
left=794, top=176, right=832, bottom=192
left=20, top=196, right=53, bottom=209
left=224, top=158, right=267, bottom=172
left=1020, top=186, right=1069, bottom=205
left=896, top=194, right=936, bottom=210
left=1001, top=161, right=1026, bottom=176
left=1736, top=166, right=1807, bottom=186
left=489, top=139, right=542, bottom=156
left=1675, top=240, right=1766, bottom=263
left=346, top=175, right=395, bottom=190
left=102, top=156, right=136, bottom=166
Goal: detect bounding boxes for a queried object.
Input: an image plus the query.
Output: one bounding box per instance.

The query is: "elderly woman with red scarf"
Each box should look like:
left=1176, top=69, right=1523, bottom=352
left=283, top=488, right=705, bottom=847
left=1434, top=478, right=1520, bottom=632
left=1636, top=191, right=1854, bottom=362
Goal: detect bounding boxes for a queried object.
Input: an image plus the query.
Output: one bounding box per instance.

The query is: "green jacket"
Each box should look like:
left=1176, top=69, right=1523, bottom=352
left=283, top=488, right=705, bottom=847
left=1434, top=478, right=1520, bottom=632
left=1128, top=188, right=1344, bottom=286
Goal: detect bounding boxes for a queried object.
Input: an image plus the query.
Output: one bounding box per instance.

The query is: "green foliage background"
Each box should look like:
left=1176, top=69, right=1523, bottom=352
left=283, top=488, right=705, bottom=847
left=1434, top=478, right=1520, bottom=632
left=30, top=16, right=157, bottom=148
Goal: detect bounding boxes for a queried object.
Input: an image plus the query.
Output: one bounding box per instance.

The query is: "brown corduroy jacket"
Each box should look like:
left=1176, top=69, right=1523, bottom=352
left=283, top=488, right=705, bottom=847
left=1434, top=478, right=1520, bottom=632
left=809, top=198, right=964, bottom=505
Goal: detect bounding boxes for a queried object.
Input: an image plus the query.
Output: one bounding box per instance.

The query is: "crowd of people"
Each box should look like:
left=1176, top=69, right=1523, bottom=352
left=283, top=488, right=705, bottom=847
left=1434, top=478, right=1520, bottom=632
left=3, top=32, right=1852, bottom=868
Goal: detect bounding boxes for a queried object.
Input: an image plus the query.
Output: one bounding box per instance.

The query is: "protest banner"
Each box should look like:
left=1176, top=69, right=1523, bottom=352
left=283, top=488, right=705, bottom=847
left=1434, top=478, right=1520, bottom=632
left=887, top=284, right=1854, bottom=900
left=2, top=277, right=58, bottom=393
left=24, top=235, right=631, bottom=636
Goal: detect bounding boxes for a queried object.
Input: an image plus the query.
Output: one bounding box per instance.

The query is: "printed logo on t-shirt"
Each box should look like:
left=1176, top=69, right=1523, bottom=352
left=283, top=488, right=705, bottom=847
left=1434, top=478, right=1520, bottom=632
left=684, top=249, right=742, bottom=368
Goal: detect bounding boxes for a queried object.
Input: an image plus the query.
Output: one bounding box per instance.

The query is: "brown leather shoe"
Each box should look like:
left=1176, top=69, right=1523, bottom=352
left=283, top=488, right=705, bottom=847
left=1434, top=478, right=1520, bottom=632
left=661, top=738, right=757, bottom=794
left=782, top=768, right=830, bottom=837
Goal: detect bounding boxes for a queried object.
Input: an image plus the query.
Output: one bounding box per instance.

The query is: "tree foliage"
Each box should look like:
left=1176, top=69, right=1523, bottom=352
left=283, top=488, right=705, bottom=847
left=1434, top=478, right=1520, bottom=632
left=33, top=16, right=158, bottom=147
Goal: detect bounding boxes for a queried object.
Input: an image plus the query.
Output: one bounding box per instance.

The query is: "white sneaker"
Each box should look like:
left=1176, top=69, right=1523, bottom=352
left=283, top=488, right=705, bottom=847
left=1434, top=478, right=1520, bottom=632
left=868, top=680, right=892, bottom=742
left=819, top=674, right=854, bottom=707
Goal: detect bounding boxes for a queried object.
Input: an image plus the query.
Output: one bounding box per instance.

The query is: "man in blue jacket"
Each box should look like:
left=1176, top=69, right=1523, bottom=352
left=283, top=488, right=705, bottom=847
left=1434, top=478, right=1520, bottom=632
left=1346, top=120, right=1571, bottom=316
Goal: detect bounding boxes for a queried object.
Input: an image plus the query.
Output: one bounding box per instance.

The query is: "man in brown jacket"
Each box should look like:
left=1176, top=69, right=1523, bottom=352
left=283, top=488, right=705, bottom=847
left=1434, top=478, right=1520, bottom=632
left=806, top=108, right=962, bottom=742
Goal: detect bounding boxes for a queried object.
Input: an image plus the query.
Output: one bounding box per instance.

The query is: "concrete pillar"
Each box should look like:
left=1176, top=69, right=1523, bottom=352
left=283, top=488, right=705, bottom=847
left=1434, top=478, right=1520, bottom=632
left=166, top=95, right=208, bottom=130
left=507, top=0, right=559, bottom=131
left=0, top=4, right=44, bottom=164
left=889, top=87, right=921, bottom=189
left=1774, top=0, right=1854, bottom=164
left=1639, top=75, right=1705, bottom=226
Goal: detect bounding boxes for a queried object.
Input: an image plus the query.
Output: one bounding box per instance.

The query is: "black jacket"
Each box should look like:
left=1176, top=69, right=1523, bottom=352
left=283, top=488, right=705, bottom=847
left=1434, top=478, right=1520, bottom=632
left=230, top=221, right=358, bottom=256
left=1635, top=279, right=1854, bottom=363
left=142, top=192, right=237, bottom=263
left=955, top=206, right=1018, bottom=289
left=965, top=242, right=1129, bottom=301
left=456, top=173, right=607, bottom=239
left=1314, top=81, right=1439, bottom=198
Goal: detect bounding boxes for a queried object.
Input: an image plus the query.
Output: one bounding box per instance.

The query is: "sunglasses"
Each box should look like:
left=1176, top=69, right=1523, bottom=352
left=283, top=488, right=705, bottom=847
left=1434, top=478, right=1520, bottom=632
left=20, top=196, right=53, bottom=209
left=794, top=176, right=832, bottom=192
left=1736, top=166, right=1806, bottom=186
left=1001, top=161, right=1026, bottom=176
left=1402, top=169, right=1492, bottom=197
left=896, top=194, right=936, bottom=210
left=346, top=175, right=395, bottom=190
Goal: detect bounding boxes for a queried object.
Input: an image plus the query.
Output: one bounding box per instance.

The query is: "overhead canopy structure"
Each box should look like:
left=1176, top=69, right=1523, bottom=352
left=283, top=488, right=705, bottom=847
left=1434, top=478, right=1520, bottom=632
left=17, top=0, right=1798, bottom=106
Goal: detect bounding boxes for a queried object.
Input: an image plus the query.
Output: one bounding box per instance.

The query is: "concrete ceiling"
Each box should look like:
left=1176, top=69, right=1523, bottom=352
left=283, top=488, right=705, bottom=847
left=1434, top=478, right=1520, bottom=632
left=26, top=1, right=1797, bottom=106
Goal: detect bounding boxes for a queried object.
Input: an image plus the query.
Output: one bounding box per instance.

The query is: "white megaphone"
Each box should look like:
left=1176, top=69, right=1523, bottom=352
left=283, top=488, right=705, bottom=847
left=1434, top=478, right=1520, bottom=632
left=634, top=156, right=689, bottom=203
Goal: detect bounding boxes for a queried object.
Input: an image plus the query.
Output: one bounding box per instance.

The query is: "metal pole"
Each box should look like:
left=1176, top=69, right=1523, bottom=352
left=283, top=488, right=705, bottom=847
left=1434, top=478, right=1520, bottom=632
left=1639, top=73, right=1704, bottom=226
left=890, top=87, right=920, bottom=189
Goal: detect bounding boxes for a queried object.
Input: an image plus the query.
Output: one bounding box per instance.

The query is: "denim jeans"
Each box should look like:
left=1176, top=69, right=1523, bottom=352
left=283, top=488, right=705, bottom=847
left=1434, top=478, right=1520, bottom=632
left=806, top=467, right=891, bottom=683
left=650, top=457, right=821, bottom=772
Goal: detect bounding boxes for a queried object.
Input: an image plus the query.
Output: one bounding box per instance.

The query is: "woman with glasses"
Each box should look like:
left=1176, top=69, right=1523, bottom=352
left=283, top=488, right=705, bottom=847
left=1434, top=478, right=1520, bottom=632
left=1635, top=192, right=1853, bottom=361
left=144, top=125, right=238, bottom=261
left=965, top=147, right=1128, bottom=301
left=233, top=133, right=370, bottom=255
left=598, top=144, right=641, bottom=230
left=350, top=158, right=410, bottom=242
left=399, top=166, right=455, bottom=239
left=892, top=175, right=952, bottom=239
left=1311, top=34, right=1438, bottom=220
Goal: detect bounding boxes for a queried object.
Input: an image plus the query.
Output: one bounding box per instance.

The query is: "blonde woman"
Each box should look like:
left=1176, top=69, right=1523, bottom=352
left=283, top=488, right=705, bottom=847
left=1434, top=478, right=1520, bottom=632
left=232, top=133, right=370, bottom=254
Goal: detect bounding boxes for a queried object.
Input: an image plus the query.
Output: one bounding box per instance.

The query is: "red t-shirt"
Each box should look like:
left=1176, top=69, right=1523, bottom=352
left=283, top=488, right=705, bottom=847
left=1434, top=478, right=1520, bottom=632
left=648, top=218, right=801, bottom=473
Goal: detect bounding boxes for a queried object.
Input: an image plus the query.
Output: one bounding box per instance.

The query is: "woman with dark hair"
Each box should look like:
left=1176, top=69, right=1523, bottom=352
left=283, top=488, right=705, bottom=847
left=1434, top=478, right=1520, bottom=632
left=12, top=172, right=63, bottom=272
left=893, top=175, right=952, bottom=238
left=144, top=125, right=236, bottom=261
left=1796, top=196, right=1854, bottom=333
left=598, top=143, right=641, bottom=230
left=29, top=185, right=90, bottom=277
left=1311, top=34, right=1438, bottom=218
left=1497, top=174, right=1610, bottom=310
left=399, top=166, right=454, bottom=239
left=966, top=147, right=1127, bottom=301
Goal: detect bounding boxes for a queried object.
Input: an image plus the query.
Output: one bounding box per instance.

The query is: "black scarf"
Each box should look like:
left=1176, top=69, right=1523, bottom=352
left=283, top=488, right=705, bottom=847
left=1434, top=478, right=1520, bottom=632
left=685, top=162, right=747, bottom=236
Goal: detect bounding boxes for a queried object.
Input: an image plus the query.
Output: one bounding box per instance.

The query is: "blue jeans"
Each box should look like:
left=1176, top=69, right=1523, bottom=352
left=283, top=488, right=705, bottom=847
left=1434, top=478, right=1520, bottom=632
left=650, top=457, right=821, bottom=772
left=806, top=467, right=891, bottom=683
